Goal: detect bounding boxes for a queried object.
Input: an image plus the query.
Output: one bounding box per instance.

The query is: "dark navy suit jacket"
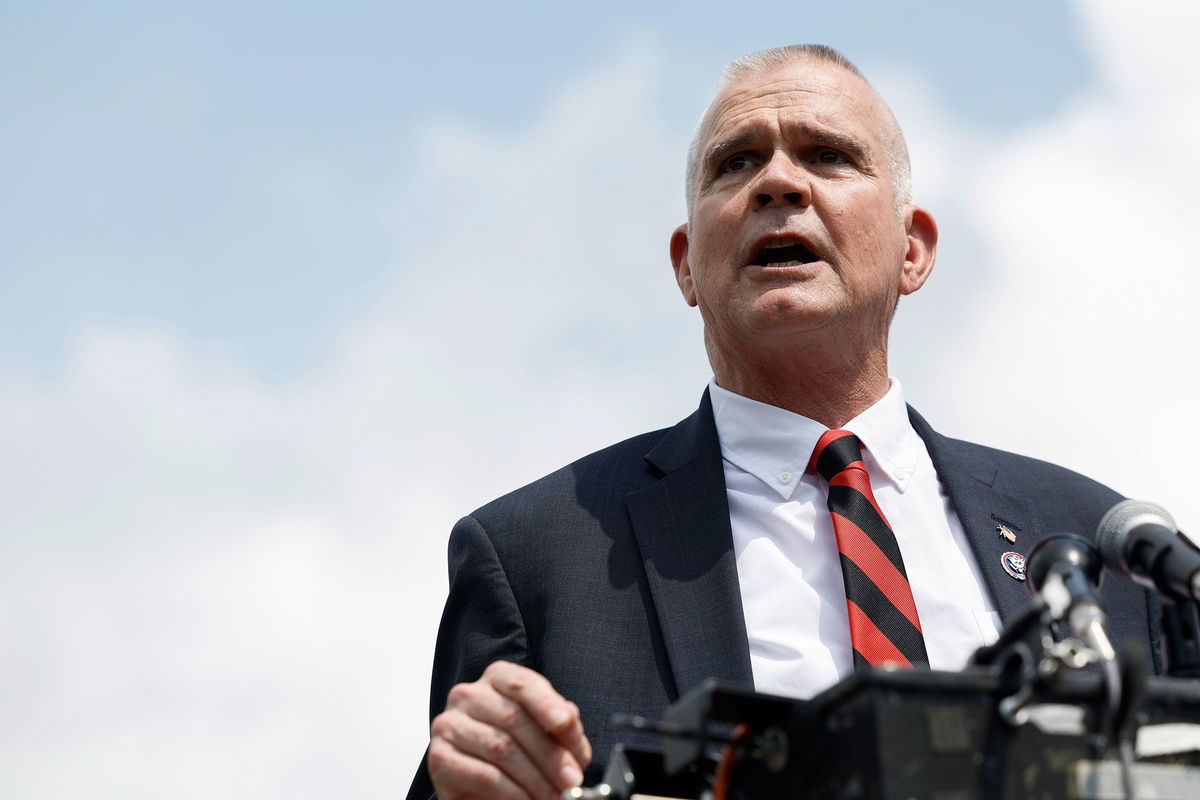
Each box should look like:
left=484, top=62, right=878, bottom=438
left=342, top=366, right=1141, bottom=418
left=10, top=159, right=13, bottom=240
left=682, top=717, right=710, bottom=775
left=407, top=392, right=1162, bottom=799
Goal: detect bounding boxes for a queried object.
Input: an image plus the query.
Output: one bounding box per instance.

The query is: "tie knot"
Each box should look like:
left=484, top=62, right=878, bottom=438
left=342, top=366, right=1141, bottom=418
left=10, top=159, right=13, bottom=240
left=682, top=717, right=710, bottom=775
left=810, top=429, right=864, bottom=481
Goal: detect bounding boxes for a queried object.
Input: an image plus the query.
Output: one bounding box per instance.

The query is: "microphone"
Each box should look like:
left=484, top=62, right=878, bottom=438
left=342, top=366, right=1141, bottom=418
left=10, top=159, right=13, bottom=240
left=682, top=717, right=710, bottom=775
left=1097, top=499, right=1200, bottom=603
left=1025, top=534, right=1115, bottom=661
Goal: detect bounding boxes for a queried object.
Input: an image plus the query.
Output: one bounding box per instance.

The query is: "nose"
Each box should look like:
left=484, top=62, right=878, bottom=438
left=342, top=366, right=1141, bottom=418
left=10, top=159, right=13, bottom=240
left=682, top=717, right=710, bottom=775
left=752, top=151, right=810, bottom=211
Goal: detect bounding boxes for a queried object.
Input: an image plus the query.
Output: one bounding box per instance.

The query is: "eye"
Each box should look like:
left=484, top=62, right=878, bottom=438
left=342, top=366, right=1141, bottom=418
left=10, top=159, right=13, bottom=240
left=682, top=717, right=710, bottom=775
left=815, top=148, right=847, bottom=165
left=721, top=153, right=756, bottom=174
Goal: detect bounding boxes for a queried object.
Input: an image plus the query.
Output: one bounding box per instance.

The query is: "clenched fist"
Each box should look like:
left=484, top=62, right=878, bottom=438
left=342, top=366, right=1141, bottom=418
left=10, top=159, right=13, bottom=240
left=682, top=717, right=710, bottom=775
left=428, top=661, right=592, bottom=800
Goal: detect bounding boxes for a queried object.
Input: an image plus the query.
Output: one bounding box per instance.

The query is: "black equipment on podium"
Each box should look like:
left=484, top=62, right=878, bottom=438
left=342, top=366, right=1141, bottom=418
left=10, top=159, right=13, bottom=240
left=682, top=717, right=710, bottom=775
left=563, top=507, right=1200, bottom=800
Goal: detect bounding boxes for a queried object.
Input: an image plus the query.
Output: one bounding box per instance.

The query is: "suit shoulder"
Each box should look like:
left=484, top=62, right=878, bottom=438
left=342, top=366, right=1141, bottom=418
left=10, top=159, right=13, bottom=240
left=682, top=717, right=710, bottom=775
left=911, top=408, right=1121, bottom=502
left=949, top=434, right=1115, bottom=484
left=934, top=431, right=1124, bottom=514
left=468, top=426, right=670, bottom=530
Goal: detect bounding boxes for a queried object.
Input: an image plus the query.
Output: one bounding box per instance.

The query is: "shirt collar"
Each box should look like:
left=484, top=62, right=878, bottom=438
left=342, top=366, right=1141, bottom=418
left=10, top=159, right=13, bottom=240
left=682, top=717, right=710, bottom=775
left=708, top=377, right=919, bottom=499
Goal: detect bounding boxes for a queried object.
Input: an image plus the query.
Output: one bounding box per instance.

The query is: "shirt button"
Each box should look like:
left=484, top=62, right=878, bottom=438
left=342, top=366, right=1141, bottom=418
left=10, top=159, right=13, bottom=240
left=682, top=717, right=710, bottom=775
left=780, top=472, right=793, bottom=484
left=892, top=468, right=906, bottom=481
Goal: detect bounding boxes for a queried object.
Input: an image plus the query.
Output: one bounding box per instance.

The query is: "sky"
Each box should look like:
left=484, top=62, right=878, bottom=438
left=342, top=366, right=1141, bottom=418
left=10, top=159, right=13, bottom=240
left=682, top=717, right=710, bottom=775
left=2, top=1, right=1198, bottom=797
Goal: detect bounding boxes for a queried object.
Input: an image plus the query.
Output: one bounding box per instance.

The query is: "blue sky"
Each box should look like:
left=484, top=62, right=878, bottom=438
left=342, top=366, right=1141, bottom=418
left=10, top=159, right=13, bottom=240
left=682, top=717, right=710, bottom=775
left=3, top=2, right=1198, bottom=798
left=2, top=0, right=1093, bottom=376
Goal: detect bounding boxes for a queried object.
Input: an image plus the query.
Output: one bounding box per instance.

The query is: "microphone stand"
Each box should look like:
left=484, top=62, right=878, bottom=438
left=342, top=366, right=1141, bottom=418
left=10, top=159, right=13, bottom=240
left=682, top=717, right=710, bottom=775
left=1162, top=599, right=1200, bottom=678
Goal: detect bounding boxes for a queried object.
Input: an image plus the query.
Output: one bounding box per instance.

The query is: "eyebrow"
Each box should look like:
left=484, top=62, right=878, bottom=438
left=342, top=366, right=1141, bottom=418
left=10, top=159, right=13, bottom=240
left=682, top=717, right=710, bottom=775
left=703, top=131, right=759, bottom=174
left=702, top=120, right=873, bottom=175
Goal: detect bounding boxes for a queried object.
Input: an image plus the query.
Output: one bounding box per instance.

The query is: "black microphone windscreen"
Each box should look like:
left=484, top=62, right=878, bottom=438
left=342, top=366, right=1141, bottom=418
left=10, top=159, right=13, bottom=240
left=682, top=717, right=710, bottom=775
left=1097, top=498, right=1177, bottom=576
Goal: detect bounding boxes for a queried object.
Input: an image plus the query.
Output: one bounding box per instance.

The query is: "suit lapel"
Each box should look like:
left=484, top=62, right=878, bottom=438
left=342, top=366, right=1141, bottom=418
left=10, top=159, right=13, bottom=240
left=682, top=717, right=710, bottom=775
left=626, top=392, right=754, bottom=698
left=909, top=408, right=1057, bottom=623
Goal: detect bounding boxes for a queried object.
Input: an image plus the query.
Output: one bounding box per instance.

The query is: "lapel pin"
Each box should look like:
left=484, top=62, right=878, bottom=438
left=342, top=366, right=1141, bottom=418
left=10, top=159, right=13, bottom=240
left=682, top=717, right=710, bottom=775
left=997, top=523, right=1017, bottom=543
left=1001, top=551, right=1026, bottom=581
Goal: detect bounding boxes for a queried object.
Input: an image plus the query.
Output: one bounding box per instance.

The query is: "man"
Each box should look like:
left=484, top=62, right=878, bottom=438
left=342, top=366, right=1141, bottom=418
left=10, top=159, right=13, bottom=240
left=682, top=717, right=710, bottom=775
left=408, top=45, right=1160, bottom=800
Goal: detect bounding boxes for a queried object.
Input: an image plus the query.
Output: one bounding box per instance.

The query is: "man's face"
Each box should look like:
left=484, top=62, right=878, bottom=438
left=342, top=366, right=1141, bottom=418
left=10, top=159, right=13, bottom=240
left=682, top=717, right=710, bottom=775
left=670, top=60, right=934, bottom=356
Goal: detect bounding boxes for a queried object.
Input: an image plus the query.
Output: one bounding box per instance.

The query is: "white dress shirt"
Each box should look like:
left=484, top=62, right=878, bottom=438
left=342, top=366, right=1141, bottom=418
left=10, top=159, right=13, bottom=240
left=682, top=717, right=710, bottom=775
left=709, top=378, right=1002, bottom=700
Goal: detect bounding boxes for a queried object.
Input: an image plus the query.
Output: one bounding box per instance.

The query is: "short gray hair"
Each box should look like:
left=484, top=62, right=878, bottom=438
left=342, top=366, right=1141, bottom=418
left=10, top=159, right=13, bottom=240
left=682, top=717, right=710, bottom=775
left=684, top=44, right=912, bottom=216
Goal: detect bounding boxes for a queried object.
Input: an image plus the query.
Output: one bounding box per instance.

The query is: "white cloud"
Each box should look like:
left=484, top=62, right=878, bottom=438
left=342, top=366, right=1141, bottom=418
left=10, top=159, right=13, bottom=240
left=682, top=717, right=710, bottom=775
left=917, top=0, right=1200, bottom=531
left=0, top=38, right=709, bottom=800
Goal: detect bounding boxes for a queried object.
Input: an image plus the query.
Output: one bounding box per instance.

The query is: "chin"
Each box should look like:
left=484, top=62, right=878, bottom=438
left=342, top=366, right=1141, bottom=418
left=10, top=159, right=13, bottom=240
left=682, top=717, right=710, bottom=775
left=748, top=291, right=840, bottom=325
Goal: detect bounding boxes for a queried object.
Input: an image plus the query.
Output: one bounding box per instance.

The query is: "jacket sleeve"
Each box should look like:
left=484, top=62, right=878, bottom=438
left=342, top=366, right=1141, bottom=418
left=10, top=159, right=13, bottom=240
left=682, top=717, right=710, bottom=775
left=406, top=514, right=531, bottom=800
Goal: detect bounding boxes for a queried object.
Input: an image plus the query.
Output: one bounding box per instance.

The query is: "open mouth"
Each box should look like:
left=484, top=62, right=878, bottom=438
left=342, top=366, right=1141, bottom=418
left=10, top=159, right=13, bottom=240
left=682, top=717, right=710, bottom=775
left=752, top=239, right=820, bottom=267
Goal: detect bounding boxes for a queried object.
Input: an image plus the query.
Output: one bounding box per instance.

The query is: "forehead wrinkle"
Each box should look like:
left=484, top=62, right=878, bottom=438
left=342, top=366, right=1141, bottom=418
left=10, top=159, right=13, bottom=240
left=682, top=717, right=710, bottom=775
left=713, top=66, right=873, bottom=120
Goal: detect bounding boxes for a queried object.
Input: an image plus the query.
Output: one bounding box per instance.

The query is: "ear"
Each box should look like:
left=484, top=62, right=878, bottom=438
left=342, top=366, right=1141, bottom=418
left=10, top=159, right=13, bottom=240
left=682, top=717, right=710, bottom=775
left=669, top=223, right=698, bottom=306
left=898, top=205, right=938, bottom=296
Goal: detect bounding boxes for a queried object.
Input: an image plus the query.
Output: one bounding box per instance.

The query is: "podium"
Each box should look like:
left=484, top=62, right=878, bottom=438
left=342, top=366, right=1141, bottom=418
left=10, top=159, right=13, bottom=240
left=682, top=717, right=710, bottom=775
left=578, top=668, right=1200, bottom=799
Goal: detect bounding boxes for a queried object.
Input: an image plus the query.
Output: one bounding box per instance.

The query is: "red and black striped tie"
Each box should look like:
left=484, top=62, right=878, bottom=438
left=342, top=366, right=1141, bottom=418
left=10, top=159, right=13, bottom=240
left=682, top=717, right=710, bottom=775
left=810, top=429, right=928, bottom=668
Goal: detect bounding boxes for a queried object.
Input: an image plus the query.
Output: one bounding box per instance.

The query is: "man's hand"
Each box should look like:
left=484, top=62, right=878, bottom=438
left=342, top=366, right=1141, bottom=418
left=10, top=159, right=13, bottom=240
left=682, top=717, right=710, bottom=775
left=428, top=661, right=592, bottom=800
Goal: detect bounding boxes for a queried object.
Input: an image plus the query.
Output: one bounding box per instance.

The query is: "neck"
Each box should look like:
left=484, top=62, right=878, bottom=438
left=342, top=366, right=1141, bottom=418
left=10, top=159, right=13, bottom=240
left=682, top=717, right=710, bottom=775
left=706, top=330, right=891, bottom=428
